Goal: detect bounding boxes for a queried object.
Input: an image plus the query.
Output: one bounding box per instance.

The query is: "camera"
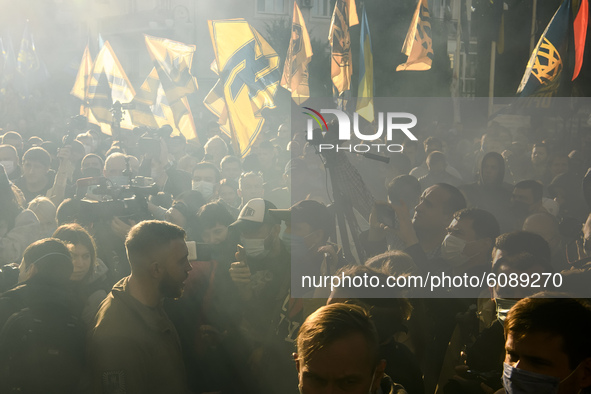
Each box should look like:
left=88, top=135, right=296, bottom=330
left=62, top=115, right=88, bottom=147
left=74, top=176, right=159, bottom=224
left=0, top=264, right=19, bottom=293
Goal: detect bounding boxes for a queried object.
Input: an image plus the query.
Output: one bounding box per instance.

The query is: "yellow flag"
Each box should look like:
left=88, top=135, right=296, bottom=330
left=329, top=0, right=359, bottom=97
left=281, top=2, right=313, bottom=104
left=397, top=0, right=434, bottom=71
left=129, top=67, right=160, bottom=129
left=144, top=35, right=198, bottom=140
left=87, top=41, right=135, bottom=134
left=71, top=45, right=93, bottom=101
left=207, top=19, right=280, bottom=157
left=203, top=60, right=232, bottom=138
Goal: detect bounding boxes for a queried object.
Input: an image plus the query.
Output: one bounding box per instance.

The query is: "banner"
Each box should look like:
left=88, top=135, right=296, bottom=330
left=129, top=67, right=161, bottom=129
left=1, top=35, right=17, bottom=94
left=206, top=19, right=280, bottom=157
left=16, top=21, right=48, bottom=97
left=87, top=41, right=135, bottom=134
left=517, top=0, right=572, bottom=97
left=144, top=35, right=198, bottom=139
left=573, top=0, right=588, bottom=80
left=281, top=1, right=313, bottom=103
left=396, top=0, right=434, bottom=71
left=356, top=5, right=374, bottom=122
left=71, top=45, right=93, bottom=101
left=329, top=0, right=359, bottom=98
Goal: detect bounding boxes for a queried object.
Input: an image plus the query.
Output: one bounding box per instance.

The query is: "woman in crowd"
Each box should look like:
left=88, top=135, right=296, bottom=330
left=53, top=223, right=109, bottom=326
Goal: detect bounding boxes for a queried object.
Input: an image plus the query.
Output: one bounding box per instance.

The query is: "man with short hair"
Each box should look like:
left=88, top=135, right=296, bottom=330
left=511, top=180, right=547, bottom=229
left=81, top=153, right=104, bottom=178
left=88, top=220, right=192, bottom=394
left=442, top=208, right=500, bottom=276
left=439, top=231, right=554, bottom=393
left=14, top=146, right=55, bottom=202
left=527, top=142, right=549, bottom=181
left=192, top=161, right=220, bottom=201
left=238, top=171, right=265, bottom=209
left=501, top=297, right=591, bottom=393
left=220, top=155, right=242, bottom=183
left=294, top=302, right=407, bottom=394
left=365, top=183, right=468, bottom=273
left=203, top=135, right=228, bottom=166
left=271, top=200, right=345, bottom=297
left=1, top=131, right=24, bottom=156
left=522, top=212, right=567, bottom=271
left=103, top=152, right=129, bottom=186
left=0, top=144, right=21, bottom=180
left=418, top=151, right=462, bottom=189
left=401, top=183, right=467, bottom=272
left=410, top=137, right=463, bottom=180
left=512, top=180, right=546, bottom=214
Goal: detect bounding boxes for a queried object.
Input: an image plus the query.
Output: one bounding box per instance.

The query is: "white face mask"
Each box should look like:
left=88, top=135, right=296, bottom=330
left=495, top=298, right=519, bottom=323
left=441, top=234, right=469, bottom=267
left=83, top=144, right=93, bottom=155
left=240, top=236, right=269, bottom=259
left=0, top=160, right=15, bottom=175
left=192, top=180, right=215, bottom=199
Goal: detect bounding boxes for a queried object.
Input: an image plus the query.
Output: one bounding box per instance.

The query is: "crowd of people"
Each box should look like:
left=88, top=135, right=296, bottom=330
left=0, top=99, right=591, bottom=394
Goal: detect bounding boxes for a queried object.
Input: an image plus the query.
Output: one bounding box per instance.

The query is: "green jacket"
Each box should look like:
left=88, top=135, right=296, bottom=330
left=88, top=277, right=189, bottom=394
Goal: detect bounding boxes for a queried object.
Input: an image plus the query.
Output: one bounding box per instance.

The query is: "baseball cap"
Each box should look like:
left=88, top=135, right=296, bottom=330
left=230, top=198, right=279, bottom=231
left=269, top=200, right=333, bottom=237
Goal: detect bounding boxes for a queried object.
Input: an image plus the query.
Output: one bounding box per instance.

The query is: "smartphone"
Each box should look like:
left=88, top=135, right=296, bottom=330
left=375, top=203, right=397, bottom=229
left=186, top=241, right=197, bottom=261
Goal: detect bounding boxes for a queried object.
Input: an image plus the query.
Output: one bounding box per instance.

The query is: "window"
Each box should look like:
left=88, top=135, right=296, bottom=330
left=257, top=0, right=287, bottom=14
left=311, top=0, right=331, bottom=17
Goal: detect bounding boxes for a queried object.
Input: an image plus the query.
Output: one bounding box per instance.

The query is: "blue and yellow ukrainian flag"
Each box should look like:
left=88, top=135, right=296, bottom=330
left=397, top=0, right=433, bottom=71
left=281, top=1, right=313, bottom=104
left=517, top=0, right=572, bottom=97
left=144, top=35, right=198, bottom=140
left=206, top=19, right=280, bottom=157
left=86, top=41, right=135, bottom=134
left=356, top=5, right=374, bottom=123
left=329, top=0, right=359, bottom=99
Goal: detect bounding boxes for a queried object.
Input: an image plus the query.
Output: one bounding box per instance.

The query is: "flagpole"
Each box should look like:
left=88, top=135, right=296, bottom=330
left=452, top=0, right=462, bottom=124
left=530, top=0, right=537, bottom=54
left=488, top=41, right=496, bottom=118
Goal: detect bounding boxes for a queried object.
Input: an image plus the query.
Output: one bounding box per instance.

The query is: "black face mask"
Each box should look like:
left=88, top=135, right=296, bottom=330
left=82, top=167, right=102, bottom=178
